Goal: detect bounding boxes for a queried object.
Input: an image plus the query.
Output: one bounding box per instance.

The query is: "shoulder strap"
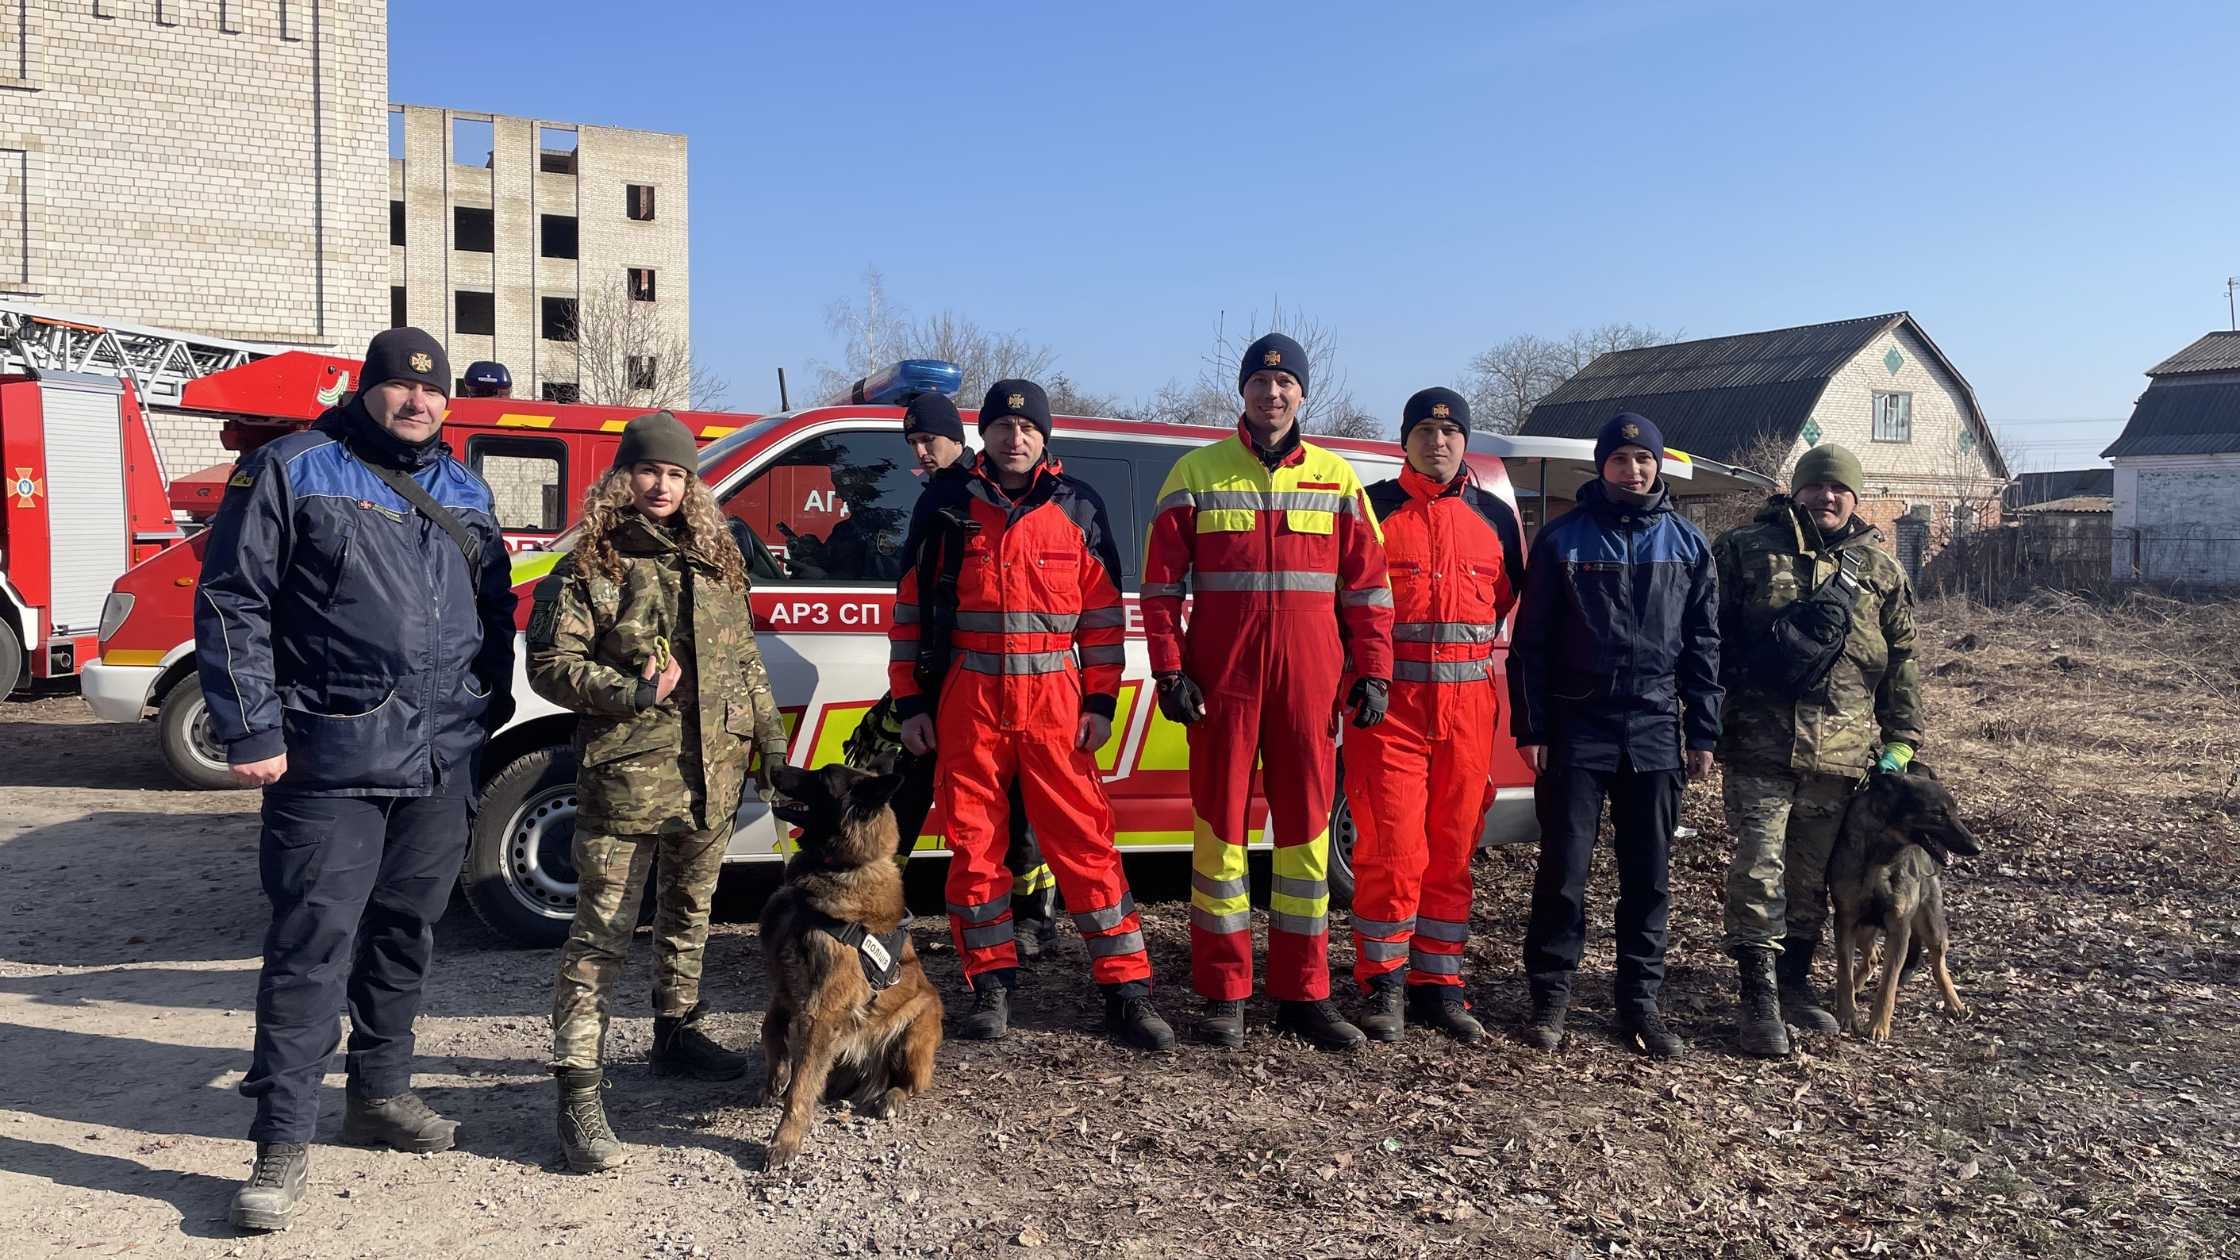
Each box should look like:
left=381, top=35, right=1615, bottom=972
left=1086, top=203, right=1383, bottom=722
left=348, top=441, right=481, bottom=571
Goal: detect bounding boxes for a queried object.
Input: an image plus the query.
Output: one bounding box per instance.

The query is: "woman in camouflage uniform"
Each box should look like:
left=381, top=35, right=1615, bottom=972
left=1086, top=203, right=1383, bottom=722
left=526, top=412, right=788, bottom=1172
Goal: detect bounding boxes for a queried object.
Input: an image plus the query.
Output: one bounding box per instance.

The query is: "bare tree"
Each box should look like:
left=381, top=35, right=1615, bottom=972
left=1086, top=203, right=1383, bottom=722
left=1188, top=300, right=1363, bottom=433
left=1687, top=428, right=1795, bottom=537
left=1308, top=399, right=1386, bottom=440
left=1463, top=322, right=1675, bottom=434
left=811, top=268, right=1115, bottom=413
left=569, top=280, right=727, bottom=410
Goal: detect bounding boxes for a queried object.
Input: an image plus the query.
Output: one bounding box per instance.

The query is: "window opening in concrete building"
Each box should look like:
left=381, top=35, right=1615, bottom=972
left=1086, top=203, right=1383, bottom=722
left=1872, top=392, right=1912, bottom=443
left=629, top=356, right=658, bottom=391
left=538, top=126, right=578, bottom=175
left=454, top=206, right=494, bottom=253
left=218, top=1, right=238, bottom=33
left=541, top=381, right=581, bottom=405
left=390, top=200, right=405, bottom=246
left=452, top=117, right=495, bottom=169
left=467, top=436, right=569, bottom=533
left=1, top=149, right=26, bottom=288
left=627, top=185, right=657, bottom=222
left=541, top=297, right=578, bottom=342
left=390, top=287, right=406, bottom=329
left=539, top=214, right=578, bottom=260
left=279, top=0, right=297, bottom=40
left=456, top=290, right=495, bottom=336
left=153, top=0, right=174, bottom=27
left=93, top=0, right=113, bottom=19
left=629, top=268, right=657, bottom=302
left=389, top=109, right=405, bottom=161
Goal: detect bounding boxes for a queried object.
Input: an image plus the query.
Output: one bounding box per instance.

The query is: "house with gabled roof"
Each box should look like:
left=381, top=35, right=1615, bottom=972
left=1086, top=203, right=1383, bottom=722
left=1521, top=313, right=2009, bottom=569
left=2102, top=332, right=2240, bottom=585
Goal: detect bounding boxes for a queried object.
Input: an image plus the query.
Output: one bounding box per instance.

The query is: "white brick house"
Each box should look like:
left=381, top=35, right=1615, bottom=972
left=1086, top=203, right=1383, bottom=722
left=2103, top=333, right=2240, bottom=587
left=1523, top=313, right=2009, bottom=571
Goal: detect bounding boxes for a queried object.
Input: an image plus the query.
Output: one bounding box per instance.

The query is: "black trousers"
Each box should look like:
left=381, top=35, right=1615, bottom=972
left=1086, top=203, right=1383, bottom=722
left=888, top=751, right=1050, bottom=919
left=1521, top=757, right=1680, bottom=1013
left=242, top=792, right=468, bottom=1143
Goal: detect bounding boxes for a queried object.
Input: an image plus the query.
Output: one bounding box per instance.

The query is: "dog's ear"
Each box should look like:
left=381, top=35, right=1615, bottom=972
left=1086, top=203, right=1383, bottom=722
left=848, top=770, right=904, bottom=815
left=863, top=748, right=901, bottom=778
left=1906, top=760, right=1940, bottom=781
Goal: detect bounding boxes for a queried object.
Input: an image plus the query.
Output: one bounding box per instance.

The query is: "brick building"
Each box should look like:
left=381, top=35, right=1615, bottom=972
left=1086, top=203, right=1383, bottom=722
left=2103, top=332, right=2240, bottom=586
left=387, top=105, right=688, bottom=404
left=1522, top=313, right=2009, bottom=571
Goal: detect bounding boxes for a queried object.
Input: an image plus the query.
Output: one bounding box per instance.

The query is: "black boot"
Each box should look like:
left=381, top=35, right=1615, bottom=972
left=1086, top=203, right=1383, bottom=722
left=1776, top=935, right=1841, bottom=1035
left=1013, top=915, right=1058, bottom=963
left=961, top=977, right=1011, bottom=1041
left=1357, top=977, right=1407, bottom=1043
left=1194, top=998, right=1246, bottom=1048
left=1618, top=1005, right=1688, bottom=1059
left=340, top=1083, right=457, bottom=1153
left=1407, top=986, right=1487, bottom=1044
left=1102, top=986, right=1176, bottom=1052
left=1274, top=998, right=1367, bottom=1052
left=554, top=1068, right=628, bottom=1173
left=229, top=1142, right=309, bottom=1232
left=1735, top=948, right=1792, bottom=1058
left=1520, top=982, right=1569, bottom=1052
left=650, top=1004, right=750, bottom=1081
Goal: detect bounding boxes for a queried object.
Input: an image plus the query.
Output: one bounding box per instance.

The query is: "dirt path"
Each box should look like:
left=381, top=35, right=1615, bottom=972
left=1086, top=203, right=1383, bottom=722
left=5, top=600, right=2238, bottom=1257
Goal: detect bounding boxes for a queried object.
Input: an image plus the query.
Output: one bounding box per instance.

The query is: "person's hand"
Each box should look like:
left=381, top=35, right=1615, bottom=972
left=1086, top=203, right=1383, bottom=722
left=756, top=754, right=785, bottom=800
left=1154, top=672, right=1206, bottom=725
left=230, top=753, right=288, bottom=788
left=1518, top=744, right=1548, bottom=775
left=1077, top=712, right=1113, bottom=752
left=1873, top=743, right=1914, bottom=775
left=1348, top=678, right=1389, bottom=729
left=643, top=654, right=683, bottom=703
left=1686, top=749, right=1716, bottom=780
left=900, top=714, right=937, bottom=757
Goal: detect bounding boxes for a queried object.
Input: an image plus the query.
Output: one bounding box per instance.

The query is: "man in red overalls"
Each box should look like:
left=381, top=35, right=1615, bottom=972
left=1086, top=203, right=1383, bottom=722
left=1349, top=388, right=1523, bottom=1043
left=890, top=380, right=1174, bottom=1051
left=1142, top=334, right=1395, bottom=1051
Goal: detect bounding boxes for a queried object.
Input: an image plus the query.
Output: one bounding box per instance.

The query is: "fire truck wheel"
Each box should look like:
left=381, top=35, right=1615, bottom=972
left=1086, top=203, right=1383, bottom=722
left=157, top=676, right=240, bottom=790
left=0, top=626, right=21, bottom=696
left=463, top=745, right=581, bottom=948
left=1327, top=763, right=1358, bottom=912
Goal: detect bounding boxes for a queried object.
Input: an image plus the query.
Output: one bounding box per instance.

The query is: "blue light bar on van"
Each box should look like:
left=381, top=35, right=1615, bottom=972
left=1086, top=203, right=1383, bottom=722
left=833, top=359, right=963, bottom=407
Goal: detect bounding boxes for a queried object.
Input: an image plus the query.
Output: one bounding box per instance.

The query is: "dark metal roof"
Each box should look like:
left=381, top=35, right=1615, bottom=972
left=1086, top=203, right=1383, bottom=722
left=2015, top=494, right=2113, bottom=514
left=2007, top=468, right=2113, bottom=508
left=2101, top=380, right=2240, bottom=458
left=1521, top=312, right=2007, bottom=477
left=2145, top=332, right=2240, bottom=378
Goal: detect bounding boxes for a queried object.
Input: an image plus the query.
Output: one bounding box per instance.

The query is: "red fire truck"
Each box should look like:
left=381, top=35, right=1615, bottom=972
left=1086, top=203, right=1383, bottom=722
left=77, top=353, right=760, bottom=785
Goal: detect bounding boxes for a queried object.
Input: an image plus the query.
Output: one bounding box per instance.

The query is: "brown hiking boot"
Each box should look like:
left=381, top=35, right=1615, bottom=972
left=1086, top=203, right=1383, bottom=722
left=555, top=1068, right=628, bottom=1173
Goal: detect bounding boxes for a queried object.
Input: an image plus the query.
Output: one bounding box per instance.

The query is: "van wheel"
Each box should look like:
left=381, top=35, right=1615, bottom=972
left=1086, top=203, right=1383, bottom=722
left=157, top=677, right=240, bottom=790
left=1327, top=762, right=1357, bottom=912
left=0, top=626, right=22, bottom=696
left=464, top=745, right=581, bottom=948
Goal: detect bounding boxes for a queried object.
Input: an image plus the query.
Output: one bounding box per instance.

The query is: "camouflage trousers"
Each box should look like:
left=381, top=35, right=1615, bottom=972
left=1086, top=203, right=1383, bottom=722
left=550, top=826, right=727, bottom=1070
left=1721, top=765, right=1857, bottom=954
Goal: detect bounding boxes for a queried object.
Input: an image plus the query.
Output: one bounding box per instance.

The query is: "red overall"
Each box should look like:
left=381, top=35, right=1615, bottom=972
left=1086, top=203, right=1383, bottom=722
left=1142, top=423, right=1393, bottom=1002
left=888, top=457, right=1148, bottom=987
left=1350, top=466, right=1522, bottom=992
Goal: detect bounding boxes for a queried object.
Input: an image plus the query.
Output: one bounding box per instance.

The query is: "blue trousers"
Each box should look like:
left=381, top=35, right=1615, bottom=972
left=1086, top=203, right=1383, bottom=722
left=242, top=792, right=467, bottom=1143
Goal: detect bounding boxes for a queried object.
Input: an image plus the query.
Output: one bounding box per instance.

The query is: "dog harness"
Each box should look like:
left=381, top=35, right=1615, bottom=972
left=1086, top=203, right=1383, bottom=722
left=816, top=921, right=911, bottom=991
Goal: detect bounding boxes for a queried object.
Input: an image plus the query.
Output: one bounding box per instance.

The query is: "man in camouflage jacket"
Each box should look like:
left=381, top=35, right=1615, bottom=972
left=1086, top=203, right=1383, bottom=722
left=527, top=414, right=788, bottom=1168
left=1714, top=443, right=1924, bottom=1057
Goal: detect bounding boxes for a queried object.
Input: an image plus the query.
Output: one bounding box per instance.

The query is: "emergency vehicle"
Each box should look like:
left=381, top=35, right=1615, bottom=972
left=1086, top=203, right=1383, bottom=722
left=444, top=367, right=1773, bottom=946
left=79, top=354, right=760, bottom=786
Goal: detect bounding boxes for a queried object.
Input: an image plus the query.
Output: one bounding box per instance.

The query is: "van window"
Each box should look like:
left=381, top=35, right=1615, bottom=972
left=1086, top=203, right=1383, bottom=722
left=1059, top=439, right=1185, bottom=588
left=466, top=435, right=567, bottom=533
left=721, top=428, right=921, bottom=584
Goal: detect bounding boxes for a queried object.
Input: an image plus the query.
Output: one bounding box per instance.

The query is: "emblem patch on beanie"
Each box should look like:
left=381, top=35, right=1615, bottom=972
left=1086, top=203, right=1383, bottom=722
left=1263, top=349, right=1282, bottom=366
left=1431, top=402, right=1452, bottom=420
left=409, top=352, right=433, bottom=374
left=1621, top=421, right=1640, bottom=440
left=1007, top=392, right=1026, bottom=409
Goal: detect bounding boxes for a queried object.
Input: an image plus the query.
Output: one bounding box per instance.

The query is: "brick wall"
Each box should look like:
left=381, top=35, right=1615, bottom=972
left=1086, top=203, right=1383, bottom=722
left=0, top=1, right=389, bottom=350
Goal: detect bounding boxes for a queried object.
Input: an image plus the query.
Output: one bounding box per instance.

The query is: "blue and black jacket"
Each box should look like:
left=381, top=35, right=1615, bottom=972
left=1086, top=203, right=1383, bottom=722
left=1509, top=478, right=1722, bottom=772
left=193, top=400, right=518, bottom=796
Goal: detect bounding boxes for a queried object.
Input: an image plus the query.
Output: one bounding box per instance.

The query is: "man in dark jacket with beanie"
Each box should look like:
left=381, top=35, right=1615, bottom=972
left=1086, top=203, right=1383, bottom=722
left=197, top=327, right=517, bottom=1231
left=1510, top=412, right=1720, bottom=1060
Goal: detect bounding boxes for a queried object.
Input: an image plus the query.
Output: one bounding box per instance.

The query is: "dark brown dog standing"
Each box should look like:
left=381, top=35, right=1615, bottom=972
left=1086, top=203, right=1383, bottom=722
left=758, top=763, right=943, bottom=1169
left=1829, top=764, right=1981, bottom=1041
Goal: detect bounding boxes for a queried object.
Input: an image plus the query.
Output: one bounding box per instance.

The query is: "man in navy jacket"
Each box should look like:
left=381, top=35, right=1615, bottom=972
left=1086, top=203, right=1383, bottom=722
left=1509, top=413, right=1721, bottom=1060
left=195, top=328, right=516, bottom=1232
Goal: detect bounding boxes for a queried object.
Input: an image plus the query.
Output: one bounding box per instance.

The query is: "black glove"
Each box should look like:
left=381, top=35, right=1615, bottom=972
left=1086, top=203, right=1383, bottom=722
left=1348, top=678, right=1389, bottom=729
left=1154, top=671, right=1206, bottom=725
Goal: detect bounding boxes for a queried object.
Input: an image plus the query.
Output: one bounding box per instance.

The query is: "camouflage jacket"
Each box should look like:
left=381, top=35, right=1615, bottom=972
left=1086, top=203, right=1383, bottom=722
left=1712, top=500, right=1924, bottom=775
left=526, top=513, right=786, bottom=834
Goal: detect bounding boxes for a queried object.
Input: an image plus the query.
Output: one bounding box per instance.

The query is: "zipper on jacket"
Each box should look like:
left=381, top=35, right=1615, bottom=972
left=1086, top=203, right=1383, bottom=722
left=320, top=528, right=355, bottom=613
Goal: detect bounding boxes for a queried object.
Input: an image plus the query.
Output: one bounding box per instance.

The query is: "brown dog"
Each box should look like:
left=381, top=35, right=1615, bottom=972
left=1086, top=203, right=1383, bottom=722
left=1829, top=764, right=1981, bottom=1041
left=758, top=762, right=942, bottom=1169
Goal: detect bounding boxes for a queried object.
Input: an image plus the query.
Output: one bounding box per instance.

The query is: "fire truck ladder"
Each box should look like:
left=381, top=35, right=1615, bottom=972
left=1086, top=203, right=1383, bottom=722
left=0, top=299, right=288, bottom=402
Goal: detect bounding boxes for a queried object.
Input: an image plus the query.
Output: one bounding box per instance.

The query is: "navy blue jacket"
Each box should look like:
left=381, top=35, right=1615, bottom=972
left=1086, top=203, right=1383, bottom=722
left=194, top=401, right=518, bottom=796
left=1509, top=479, right=1722, bottom=772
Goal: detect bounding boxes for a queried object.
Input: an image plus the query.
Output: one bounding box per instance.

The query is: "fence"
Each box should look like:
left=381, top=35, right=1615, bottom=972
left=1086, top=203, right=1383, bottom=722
left=1924, top=520, right=2240, bottom=600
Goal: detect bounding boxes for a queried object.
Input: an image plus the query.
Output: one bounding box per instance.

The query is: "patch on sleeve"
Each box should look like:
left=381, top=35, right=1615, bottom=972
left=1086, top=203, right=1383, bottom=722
left=526, top=573, right=565, bottom=648
left=228, top=468, right=255, bottom=488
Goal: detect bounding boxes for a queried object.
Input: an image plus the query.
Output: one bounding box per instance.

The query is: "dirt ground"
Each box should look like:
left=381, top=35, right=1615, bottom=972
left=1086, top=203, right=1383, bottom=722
left=5, top=595, right=2238, bottom=1259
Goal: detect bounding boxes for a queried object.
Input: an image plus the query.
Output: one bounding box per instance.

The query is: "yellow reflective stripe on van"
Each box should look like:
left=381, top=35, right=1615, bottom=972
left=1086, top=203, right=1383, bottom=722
left=510, top=550, right=564, bottom=585
left=495, top=413, right=556, bottom=429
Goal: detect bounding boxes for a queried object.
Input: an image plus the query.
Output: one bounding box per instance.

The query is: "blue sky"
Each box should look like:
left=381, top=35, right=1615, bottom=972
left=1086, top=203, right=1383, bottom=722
left=390, top=0, right=2240, bottom=469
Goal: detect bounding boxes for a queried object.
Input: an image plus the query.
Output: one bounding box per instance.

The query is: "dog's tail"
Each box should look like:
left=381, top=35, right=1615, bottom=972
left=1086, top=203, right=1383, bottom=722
left=822, top=1059, right=892, bottom=1111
